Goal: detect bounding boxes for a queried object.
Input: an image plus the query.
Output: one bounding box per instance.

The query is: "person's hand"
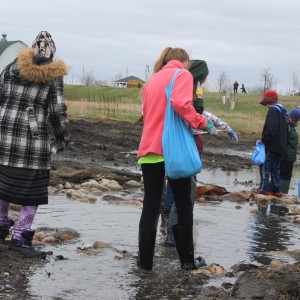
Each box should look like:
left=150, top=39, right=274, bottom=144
left=208, top=127, right=218, bottom=136
left=227, top=130, right=238, bottom=144
left=50, top=140, right=66, bottom=154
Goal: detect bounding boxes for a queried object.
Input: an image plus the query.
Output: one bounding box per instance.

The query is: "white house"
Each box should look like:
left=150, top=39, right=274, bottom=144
left=0, top=34, right=27, bottom=73
left=114, top=76, right=145, bottom=88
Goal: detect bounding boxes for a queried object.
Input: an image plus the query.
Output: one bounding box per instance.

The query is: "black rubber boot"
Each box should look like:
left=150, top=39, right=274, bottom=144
left=137, top=228, right=156, bottom=270
left=0, top=225, right=10, bottom=243
left=281, top=179, right=291, bottom=194
left=9, top=230, right=47, bottom=259
left=172, top=225, right=205, bottom=270
left=0, top=219, right=14, bottom=243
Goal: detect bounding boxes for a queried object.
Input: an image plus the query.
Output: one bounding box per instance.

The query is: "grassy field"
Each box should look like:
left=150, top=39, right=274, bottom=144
left=64, top=85, right=300, bottom=135
left=64, top=85, right=142, bottom=122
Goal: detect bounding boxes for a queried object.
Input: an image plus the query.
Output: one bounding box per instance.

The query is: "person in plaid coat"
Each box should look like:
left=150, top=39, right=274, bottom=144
left=0, top=31, right=69, bottom=258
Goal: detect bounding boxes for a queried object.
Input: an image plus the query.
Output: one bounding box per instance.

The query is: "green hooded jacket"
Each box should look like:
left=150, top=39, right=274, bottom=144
left=283, top=123, right=298, bottom=162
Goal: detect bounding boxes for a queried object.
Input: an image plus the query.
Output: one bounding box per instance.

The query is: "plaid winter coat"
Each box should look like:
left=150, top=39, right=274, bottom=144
left=0, top=48, right=69, bottom=170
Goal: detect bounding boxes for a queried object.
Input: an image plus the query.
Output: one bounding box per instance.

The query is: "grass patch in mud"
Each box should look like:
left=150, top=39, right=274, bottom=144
left=232, top=263, right=300, bottom=300
left=258, top=264, right=300, bottom=299
left=256, top=263, right=300, bottom=279
left=278, top=281, right=300, bottom=300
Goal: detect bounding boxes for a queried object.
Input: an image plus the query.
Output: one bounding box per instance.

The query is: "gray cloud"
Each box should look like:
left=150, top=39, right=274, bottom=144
left=1, top=0, right=300, bottom=93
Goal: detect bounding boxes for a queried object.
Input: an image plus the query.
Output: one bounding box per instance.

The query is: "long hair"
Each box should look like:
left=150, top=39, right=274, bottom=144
left=137, top=47, right=190, bottom=125
left=153, top=47, right=189, bottom=73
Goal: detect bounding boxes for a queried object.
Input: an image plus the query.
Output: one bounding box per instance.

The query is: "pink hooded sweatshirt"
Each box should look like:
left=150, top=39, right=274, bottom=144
left=138, top=60, right=207, bottom=158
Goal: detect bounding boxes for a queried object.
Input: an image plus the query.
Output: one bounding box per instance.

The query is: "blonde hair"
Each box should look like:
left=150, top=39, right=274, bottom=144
left=136, top=47, right=190, bottom=124
left=153, top=47, right=189, bottom=73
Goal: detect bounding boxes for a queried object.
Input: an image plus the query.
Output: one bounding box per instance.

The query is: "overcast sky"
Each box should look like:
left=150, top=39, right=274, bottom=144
left=1, top=0, right=300, bottom=93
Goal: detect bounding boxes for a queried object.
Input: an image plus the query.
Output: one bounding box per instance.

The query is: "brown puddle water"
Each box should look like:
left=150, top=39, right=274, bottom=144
left=14, top=168, right=300, bottom=299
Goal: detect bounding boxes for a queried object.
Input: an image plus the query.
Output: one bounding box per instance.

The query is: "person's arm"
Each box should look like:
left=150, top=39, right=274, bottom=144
left=203, top=111, right=232, bottom=131
left=171, top=70, right=207, bottom=130
left=48, top=78, right=70, bottom=152
left=203, top=110, right=238, bottom=143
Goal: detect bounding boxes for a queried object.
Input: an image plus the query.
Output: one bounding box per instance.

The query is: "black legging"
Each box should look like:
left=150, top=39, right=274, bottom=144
left=139, top=162, right=193, bottom=230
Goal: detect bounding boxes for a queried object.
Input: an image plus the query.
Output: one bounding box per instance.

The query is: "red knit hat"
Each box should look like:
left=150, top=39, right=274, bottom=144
left=260, top=90, right=278, bottom=106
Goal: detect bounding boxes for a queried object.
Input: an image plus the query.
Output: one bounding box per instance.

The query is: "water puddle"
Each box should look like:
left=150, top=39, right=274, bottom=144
left=21, top=168, right=300, bottom=299
left=204, top=146, right=252, bottom=159
left=28, top=199, right=140, bottom=300
left=104, top=163, right=300, bottom=197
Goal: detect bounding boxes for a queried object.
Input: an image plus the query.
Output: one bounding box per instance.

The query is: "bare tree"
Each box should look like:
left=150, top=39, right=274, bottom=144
left=81, top=70, right=95, bottom=86
left=260, top=68, right=273, bottom=93
left=114, top=73, right=122, bottom=81
left=112, top=73, right=124, bottom=87
left=217, top=71, right=228, bottom=99
left=94, top=80, right=107, bottom=87
left=291, top=71, right=300, bottom=95
left=247, top=85, right=264, bottom=95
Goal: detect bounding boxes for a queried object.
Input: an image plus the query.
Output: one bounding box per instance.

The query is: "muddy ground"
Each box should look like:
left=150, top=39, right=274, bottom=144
left=49, top=118, right=254, bottom=186
left=1, top=119, right=300, bottom=300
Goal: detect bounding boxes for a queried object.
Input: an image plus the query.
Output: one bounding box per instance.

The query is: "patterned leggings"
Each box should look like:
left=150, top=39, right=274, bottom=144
left=0, top=199, right=38, bottom=240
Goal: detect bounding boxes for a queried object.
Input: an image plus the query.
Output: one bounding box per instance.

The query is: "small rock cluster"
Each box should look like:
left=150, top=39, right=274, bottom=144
left=32, top=227, right=80, bottom=247
left=51, top=178, right=143, bottom=205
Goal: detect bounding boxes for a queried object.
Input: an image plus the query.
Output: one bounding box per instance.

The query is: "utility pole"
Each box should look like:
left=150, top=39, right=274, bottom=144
left=145, top=65, right=150, bottom=82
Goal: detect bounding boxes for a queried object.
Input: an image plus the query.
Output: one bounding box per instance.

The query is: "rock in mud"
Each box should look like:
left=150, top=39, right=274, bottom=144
left=124, top=180, right=141, bottom=188
left=192, top=263, right=229, bottom=275
left=36, top=227, right=80, bottom=242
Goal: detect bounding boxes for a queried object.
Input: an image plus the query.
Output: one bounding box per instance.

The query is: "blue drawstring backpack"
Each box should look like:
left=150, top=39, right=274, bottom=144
left=251, top=140, right=266, bottom=165
left=162, top=69, right=202, bottom=179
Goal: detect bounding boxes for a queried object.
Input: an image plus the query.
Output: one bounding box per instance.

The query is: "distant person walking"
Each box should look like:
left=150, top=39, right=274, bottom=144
left=241, top=83, right=247, bottom=94
left=233, top=81, right=239, bottom=93
left=0, top=31, right=69, bottom=258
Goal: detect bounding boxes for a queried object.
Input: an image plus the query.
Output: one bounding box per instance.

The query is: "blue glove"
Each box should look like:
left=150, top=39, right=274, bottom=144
left=227, top=130, right=238, bottom=144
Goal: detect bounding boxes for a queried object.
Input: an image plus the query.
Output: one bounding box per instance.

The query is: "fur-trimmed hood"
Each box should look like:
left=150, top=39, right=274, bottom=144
left=16, top=48, right=68, bottom=83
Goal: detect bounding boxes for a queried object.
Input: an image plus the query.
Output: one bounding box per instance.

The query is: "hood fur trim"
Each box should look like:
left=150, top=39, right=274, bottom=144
left=17, top=48, right=68, bottom=83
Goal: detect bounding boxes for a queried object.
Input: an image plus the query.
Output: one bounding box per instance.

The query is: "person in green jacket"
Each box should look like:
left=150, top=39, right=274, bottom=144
left=281, top=108, right=300, bottom=194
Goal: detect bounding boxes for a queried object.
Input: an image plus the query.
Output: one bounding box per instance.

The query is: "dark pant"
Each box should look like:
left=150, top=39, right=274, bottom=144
left=164, top=181, right=174, bottom=211
left=262, top=150, right=282, bottom=193
left=281, top=160, right=294, bottom=180
left=258, top=164, right=264, bottom=190
left=139, top=162, right=193, bottom=230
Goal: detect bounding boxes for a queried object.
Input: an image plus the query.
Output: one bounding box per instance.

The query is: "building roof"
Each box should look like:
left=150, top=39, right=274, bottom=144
left=0, top=40, right=27, bottom=56
left=115, top=76, right=145, bottom=83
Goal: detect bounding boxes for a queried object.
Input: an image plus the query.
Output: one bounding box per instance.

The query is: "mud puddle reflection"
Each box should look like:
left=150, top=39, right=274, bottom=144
left=29, top=199, right=141, bottom=299
left=25, top=168, right=300, bottom=300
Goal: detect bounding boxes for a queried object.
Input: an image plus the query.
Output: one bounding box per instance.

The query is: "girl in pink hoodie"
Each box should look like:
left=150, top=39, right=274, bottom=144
left=137, top=47, right=207, bottom=271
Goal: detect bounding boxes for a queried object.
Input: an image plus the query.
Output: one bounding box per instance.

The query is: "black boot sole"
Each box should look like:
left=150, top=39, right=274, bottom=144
left=8, top=243, right=47, bottom=259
